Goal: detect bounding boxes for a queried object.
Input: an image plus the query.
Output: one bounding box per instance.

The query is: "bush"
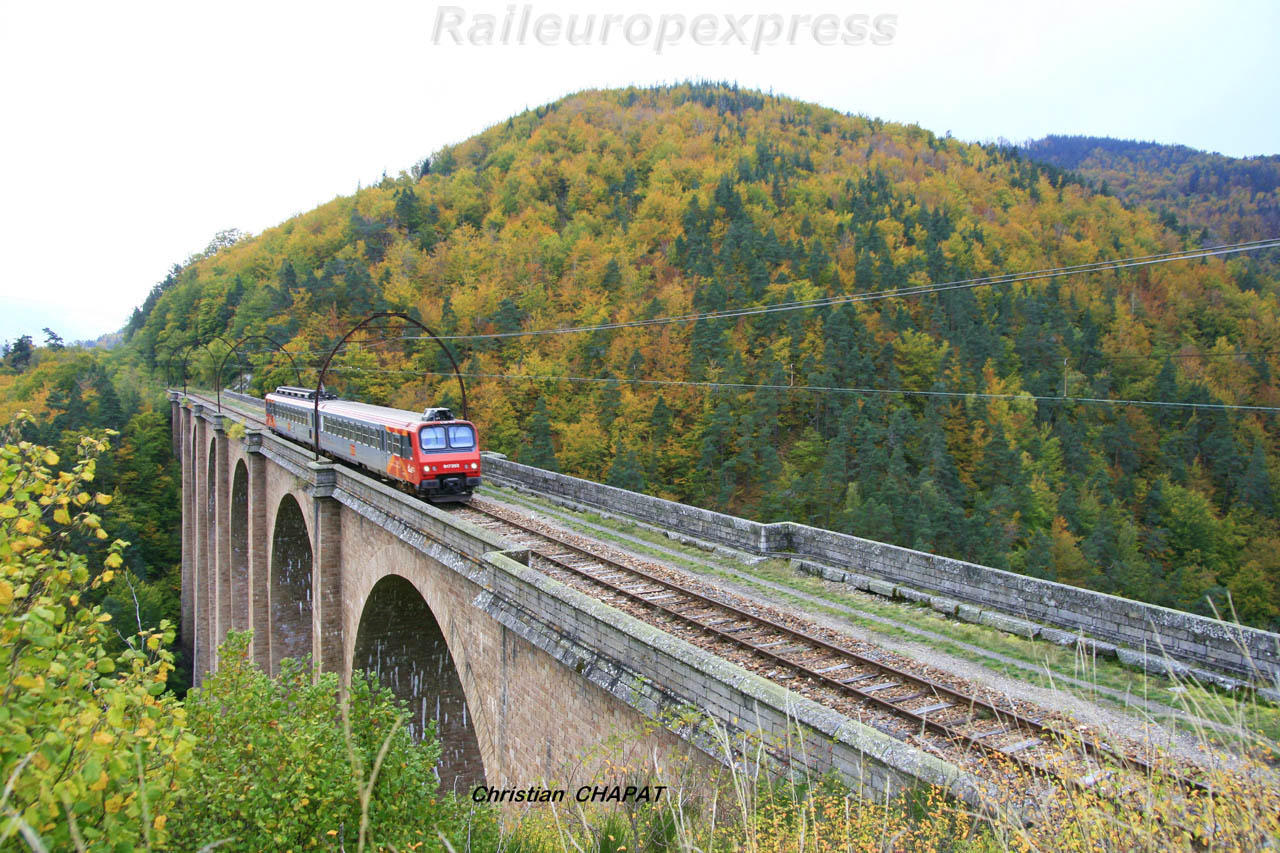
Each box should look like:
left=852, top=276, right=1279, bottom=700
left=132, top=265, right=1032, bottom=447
left=0, top=418, right=192, bottom=849
left=178, top=632, right=497, bottom=851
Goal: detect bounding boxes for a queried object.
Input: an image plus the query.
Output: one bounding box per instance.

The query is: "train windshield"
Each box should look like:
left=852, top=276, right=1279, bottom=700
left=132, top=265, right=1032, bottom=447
left=447, top=425, right=475, bottom=450
left=419, top=424, right=475, bottom=452
left=420, top=426, right=446, bottom=451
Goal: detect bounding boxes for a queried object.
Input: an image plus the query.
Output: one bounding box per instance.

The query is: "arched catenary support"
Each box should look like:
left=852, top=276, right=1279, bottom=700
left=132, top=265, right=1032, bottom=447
left=352, top=575, right=486, bottom=792
left=311, top=312, right=467, bottom=459
left=179, top=335, right=234, bottom=396
left=230, top=461, right=249, bottom=632
left=154, top=342, right=177, bottom=386
left=269, top=495, right=313, bottom=676
left=167, top=347, right=187, bottom=391
left=216, top=333, right=304, bottom=412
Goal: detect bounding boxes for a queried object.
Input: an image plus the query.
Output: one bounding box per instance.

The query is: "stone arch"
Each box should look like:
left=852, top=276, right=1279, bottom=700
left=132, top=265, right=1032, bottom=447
left=205, top=437, right=217, bottom=659
left=230, top=460, right=249, bottom=632
left=269, top=494, right=313, bottom=676
left=353, top=574, right=486, bottom=792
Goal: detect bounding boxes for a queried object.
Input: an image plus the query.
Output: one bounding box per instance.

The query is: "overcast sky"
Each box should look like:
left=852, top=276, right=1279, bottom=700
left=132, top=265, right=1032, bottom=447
left=1, top=0, right=1276, bottom=345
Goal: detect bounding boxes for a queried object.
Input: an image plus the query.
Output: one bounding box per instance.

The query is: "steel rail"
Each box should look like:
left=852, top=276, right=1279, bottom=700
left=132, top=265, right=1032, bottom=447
left=463, top=503, right=1209, bottom=794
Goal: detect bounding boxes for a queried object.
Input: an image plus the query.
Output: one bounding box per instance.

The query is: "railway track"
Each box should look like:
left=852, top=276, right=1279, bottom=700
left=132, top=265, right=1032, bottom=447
left=183, top=390, right=1206, bottom=798
left=456, top=500, right=1206, bottom=798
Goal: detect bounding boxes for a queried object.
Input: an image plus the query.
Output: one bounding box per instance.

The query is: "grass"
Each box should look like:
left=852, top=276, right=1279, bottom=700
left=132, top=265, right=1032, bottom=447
left=490, top=696, right=1278, bottom=852
left=491, top=709, right=999, bottom=853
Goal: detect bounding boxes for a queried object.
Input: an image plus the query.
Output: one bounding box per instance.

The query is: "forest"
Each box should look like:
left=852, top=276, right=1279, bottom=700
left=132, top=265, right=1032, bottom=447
left=6, top=82, right=1280, bottom=633
left=1022, top=134, right=1280, bottom=279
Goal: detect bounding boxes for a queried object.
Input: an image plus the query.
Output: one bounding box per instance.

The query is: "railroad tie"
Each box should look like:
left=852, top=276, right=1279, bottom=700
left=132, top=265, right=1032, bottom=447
left=860, top=681, right=900, bottom=693
left=840, top=673, right=877, bottom=685
left=972, top=726, right=1010, bottom=739
left=888, top=690, right=929, bottom=704
left=915, top=701, right=953, bottom=715
left=1077, top=770, right=1114, bottom=789
left=999, top=738, right=1042, bottom=755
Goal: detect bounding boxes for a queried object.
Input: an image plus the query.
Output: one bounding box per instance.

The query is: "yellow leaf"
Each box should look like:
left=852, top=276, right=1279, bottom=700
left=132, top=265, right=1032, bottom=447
left=75, top=492, right=91, bottom=506
left=95, top=493, right=112, bottom=506
left=14, top=517, right=34, bottom=534
left=0, top=581, right=12, bottom=608
left=42, top=450, right=59, bottom=466
left=53, top=508, right=71, bottom=525
left=153, top=815, right=167, bottom=832
left=95, top=528, right=107, bottom=540
left=104, top=795, right=122, bottom=814
left=104, top=553, right=122, bottom=569
left=94, top=731, right=113, bottom=746
left=90, top=770, right=109, bottom=792
left=101, top=570, right=115, bottom=583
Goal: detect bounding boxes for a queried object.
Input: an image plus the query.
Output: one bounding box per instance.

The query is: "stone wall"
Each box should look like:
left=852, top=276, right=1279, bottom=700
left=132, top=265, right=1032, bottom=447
left=482, top=455, right=1280, bottom=687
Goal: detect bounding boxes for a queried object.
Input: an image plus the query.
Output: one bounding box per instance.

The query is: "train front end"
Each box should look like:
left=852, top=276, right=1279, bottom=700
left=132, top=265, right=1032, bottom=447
left=412, top=413, right=482, bottom=501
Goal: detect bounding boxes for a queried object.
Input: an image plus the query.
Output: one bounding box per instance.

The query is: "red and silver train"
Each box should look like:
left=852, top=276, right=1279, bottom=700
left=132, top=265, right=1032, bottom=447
left=264, top=386, right=482, bottom=502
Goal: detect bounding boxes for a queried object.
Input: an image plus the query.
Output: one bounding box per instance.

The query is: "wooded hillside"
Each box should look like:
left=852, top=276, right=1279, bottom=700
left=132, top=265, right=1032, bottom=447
left=109, top=83, right=1280, bottom=627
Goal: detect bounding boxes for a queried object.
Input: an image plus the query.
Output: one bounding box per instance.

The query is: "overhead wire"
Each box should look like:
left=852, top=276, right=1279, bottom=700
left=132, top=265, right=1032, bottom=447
left=389, top=237, right=1280, bottom=342
left=319, top=366, right=1280, bottom=414
left=177, top=236, right=1280, bottom=413
left=165, top=238, right=1280, bottom=357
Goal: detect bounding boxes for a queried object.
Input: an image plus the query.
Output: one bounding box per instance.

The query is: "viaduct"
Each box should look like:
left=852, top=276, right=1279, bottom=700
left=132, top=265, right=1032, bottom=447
left=171, top=390, right=1280, bottom=799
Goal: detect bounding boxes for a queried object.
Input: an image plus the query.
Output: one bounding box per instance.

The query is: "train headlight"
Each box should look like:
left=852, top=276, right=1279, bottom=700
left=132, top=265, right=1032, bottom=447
left=471, top=463, right=478, bottom=469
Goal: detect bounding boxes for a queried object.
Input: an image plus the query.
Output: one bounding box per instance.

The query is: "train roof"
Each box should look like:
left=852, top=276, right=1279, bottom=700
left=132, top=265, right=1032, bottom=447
left=267, top=390, right=471, bottom=428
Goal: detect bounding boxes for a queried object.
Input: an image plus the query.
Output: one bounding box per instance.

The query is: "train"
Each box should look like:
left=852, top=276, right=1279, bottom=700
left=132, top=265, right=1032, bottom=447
left=264, top=386, right=482, bottom=502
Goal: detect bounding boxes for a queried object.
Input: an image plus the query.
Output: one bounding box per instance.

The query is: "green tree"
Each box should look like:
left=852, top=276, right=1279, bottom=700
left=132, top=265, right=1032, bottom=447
left=5, top=334, right=33, bottom=372
left=606, top=448, right=647, bottom=493
left=523, top=398, right=559, bottom=472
